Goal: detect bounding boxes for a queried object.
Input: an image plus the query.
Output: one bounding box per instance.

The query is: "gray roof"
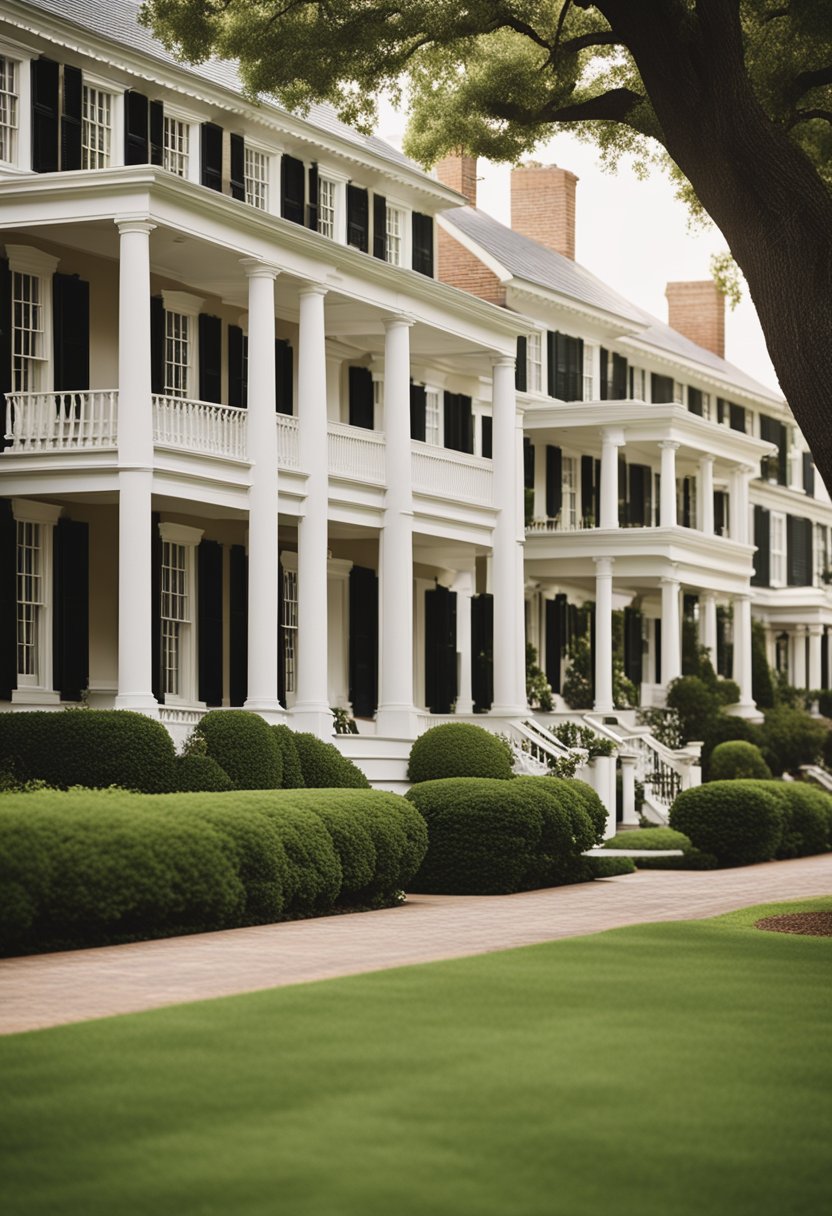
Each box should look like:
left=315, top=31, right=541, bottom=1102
left=21, top=0, right=423, bottom=176
left=445, top=206, right=783, bottom=404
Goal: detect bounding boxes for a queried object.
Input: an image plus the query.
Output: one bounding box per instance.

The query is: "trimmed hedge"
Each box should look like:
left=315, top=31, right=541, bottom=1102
left=603, top=826, right=718, bottom=871
left=292, top=733, right=370, bottom=789
left=407, top=724, right=513, bottom=784
left=763, top=783, right=831, bottom=859
left=669, top=781, right=785, bottom=866
left=709, top=740, right=772, bottom=781
left=175, top=754, right=234, bottom=792
left=272, top=726, right=305, bottom=788
left=0, top=709, right=177, bottom=793
left=547, top=776, right=607, bottom=846
left=758, top=707, right=826, bottom=776
left=193, top=711, right=282, bottom=790
left=589, top=855, right=637, bottom=878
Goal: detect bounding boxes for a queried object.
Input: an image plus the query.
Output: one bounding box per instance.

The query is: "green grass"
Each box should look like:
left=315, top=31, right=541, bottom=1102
left=2, top=898, right=831, bottom=1216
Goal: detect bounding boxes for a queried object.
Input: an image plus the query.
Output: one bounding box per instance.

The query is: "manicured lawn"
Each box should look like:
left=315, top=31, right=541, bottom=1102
left=2, top=898, right=831, bottom=1216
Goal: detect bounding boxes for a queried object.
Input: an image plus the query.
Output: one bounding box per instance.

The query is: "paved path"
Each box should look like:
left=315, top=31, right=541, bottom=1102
left=2, top=854, right=831, bottom=1035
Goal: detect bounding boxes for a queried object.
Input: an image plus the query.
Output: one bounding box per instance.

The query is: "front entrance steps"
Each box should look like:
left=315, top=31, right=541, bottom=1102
left=333, top=734, right=413, bottom=794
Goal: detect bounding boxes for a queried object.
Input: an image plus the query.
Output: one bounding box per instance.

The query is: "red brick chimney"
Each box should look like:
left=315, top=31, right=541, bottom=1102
left=665, top=280, right=725, bottom=358
left=510, top=162, right=578, bottom=260
left=434, top=152, right=478, bottom=208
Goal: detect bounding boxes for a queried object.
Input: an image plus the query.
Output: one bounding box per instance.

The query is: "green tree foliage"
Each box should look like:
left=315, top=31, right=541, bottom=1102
left=751, top=620, right=776, bottom=710
left=142, top=0, right=832, bottom=491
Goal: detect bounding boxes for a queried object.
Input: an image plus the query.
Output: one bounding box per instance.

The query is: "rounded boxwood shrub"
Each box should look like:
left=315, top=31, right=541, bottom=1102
left=253, top=803, right=341, bottom=915
left=603, top=826, right=718, bottom=871
left=709, top=741, right=772, bottom=781
left=272, top=725, right=305, bottom=788
left=759, top=706, right=827, bottom=776
left=0, top=709, right=177, bottom=793
left=589, top=855, right=637, bottom=878
left=669, top=780, right=784, bottom=866
left=193, top=711, right=282, bottom=790
left=292, top=733, right=369, bottom=788
left=511, top=776, right=596, bottom=885
left=175, top=753, right=234, bottom=792
left=407, top=723, right=513, bottom=783
left=546, top=777, right=607, bottom=846
left=762, top=784, right=831, bottom=859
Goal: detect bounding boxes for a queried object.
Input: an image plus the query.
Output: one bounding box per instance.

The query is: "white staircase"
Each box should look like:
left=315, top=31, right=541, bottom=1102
left=799, top=764, right=832, bottom=792
left=582, top=714, right=701, bottom=824
left=333, top=734, right=411, bottom=793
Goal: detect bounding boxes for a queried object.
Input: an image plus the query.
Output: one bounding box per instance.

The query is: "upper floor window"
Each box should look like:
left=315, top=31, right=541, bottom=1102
left=0, top=56, right=18, bottom=164
left=12, top=272, right=44, bottom=392
left=770, top=511, right=786, bottom=586
left=527, top=333, right=543, bottom=394
left=282, top=566, right=298, bottom=695
left=562, top=456, right=578, bottom=529
left=583, top=344, right=596, bottom=400
left=81, top=85, right=111, bottom=169
left=164, top=310, right=190, bottom=397
left=318, top=176, right=336, bottom=239
left=245, top=146, right=269, bottom=210
left=425, top=388, right=441, bottom=446
left=163, top=115, right=189, bottom=178
left=385, top=204, right=404, bottom=266
left=629, top=367, right=646, bottom=401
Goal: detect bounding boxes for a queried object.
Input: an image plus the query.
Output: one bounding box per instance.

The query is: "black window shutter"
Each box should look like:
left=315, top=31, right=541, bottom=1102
left=752, top=505, right=770, bottom=587
left=554, top=332, right=568, bottom=398
left=787, top=515, right=812, bottom=586
left=61, top=64, right=83, bottom=171
left=410, top=383, right=426, bottom=441
left=443, top=392, right=456, bottom=449
left=201, top=122, right=223, bottom=191
left=349, top=366, right=374, bottom=429
left=546, top=445, right=562, bottom=517
left=198, top=540, right=223, bottom=706
left=688, top=387, right=703, bottom=416
left=443, top=392, right=473, bottom=454
left=523, top=438, right=535, bottom=489
left=229, top=133, right=245, bottom=201
left=53, top=517, right=89, bottom=701
left=151, top=514, right=163, bottom=704
left=307, top=163, right=318, bottom=230
left=228, top=324, right=247, bottom=408
left=150, top=296, right=165, bottom=394
left=651, top=373, right=674, bottom=403
left=149, top=100, right=164, bottom=165
left=515, top=336, right=527, bottom=392
left=481, top=415, right=492, bottom=459
left=53, top=274, right=90, bottom=391
left=623, top=606, right=643, bottom=686
left=346, top=184, right=369, bottom=251
left=412, top=212, right=434, bottom=276
left=568, top=336, right=584, bottom=401
left=349, top=565, right=378, bottom=717
left=714, top=490, right=726, bottom=536
left=275, top=339, right=293, bottom=415
left=777, top=423, right=788, bottom=484
left=581, top=454, right=595, bottom=521
left=373, top=194, right=387, bottom=260
left=803, top=452, right=815, bottom=497
left=593, top=459, right=601, bottom=525
left=281, top=154, right=306, bottom=224
left=717, top=398, right=726, bottom=424
left=31, top=58, right=60, bottom=173
left=472, top=592, right=494, bottom=711
left=619, top=454, right=628, bottom=525
left=124, top=89, right=149, bottom=165
left=612, top=354, right=628, bottom=399
left=600, top=348, right=609, bottom=400
left=629, top=464, right=647, bottom=527
left=546, top=331, right=557, bottom=397
left=229, top=544, right=248, bottom=706
left=0, top=499, right=17, bottom=699
left=654, top=618, right=662, bottom=684
left=198, top=314, right=222, bottom=403
left=425, top=585, right=457, bottom=714
left=729, top=402, right=746, bottom=432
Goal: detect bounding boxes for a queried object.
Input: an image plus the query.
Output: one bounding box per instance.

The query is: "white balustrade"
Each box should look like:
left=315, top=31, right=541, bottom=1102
left=4, top=390, right=118, bottom=450
left=152, top=395, right=247, bottom=459
left=276, top=414, right=300, bottom=469
left=411, top=441, right=493, bottom=505
left=328, top=420, right=386, bottom=484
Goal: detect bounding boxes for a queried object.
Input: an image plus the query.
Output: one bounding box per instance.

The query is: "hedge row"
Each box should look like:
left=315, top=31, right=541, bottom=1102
left=603, top=826, right=718, bottom=870
left=669, top=780, right=832, bottom=867
left=407, top=723, right=513, bottom=783
left=405, top=775, right=606, bottom=895
left=0, top=787, right=427, bottom=956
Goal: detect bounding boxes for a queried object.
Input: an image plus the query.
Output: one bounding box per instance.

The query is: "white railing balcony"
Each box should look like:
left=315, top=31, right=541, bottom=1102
left=411, top=441, right=493, bottom=505
left=527, top=516, right=594, bottom=533
left=152, top=395, right=247, bottom=460
left=328, top=421, right=386, bottom=485
left=277, top=414, right=300, bottom=469
left=4, top=390, right=118, bottom=451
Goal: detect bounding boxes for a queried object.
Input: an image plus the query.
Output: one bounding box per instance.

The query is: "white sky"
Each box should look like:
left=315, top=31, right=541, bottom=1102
left=377, top=105, right=781, bottom=395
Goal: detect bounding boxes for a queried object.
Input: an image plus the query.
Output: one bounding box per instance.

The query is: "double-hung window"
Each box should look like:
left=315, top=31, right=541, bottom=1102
left=317, top=177, right=336, bottom=239
left=562, top=456, right=578, bottom=529
left=0, top=55, right=18, bottom=164
left=582, top=344, right=596, bottom=400
left=17, top=519, right=42, bottom=682
left=244, top=146, right=269, bottom=210
left=385, top=204, right=404, bottom=266
left=161, top=540, right=188, bottom=697
left=282, top=565, right=298, bottom=695
left=82, top=85, right=111, bottom=168
left=12, top=272, right=44, bottom=392
left=770, top=511, right=786, bottom=586
left=424, top=388, right=441, bottom=446
left=164, top=310, right=190, bottom=397
left=163, top=115, right=189, bottom=178
left=527, top=333, right=543, bottom=394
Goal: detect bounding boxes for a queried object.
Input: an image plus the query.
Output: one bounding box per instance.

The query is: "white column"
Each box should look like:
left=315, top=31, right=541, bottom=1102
left=115, top=218, right=158, bottom=714
left=700, top=591, right=718, bottom=668
left=292, top=284, right=332, bottom=735
left=729, top=465, right=751, bottom=544
left=732, top=593, right=755, bottom=709
left=242, top=261, right=282, bottom=718
left=620, top=754, right=639, bottom=827
left=659, top=441, right=679, bottom=528
left=792, top=626, right=808, bottom=690
left=808, top=625, right=823, bottom=692
left=452, top=565, right=475, bottom=714
left=698, top=455, right=715, bottom=534
left=594, top=556, right=615, bottom=713
left=661, top=574, right=681, bottom=686
left=515, top=408, right=528, bottom=709
left=377, top=316, right=417, bottom=737
left=491, top=356, right=525, bottom=714
left=600, top=428, right=624, bottom=529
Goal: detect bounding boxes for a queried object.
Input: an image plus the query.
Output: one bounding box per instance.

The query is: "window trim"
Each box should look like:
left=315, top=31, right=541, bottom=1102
left=160, top=102, right=200, bottom=183
left=770, top=510, right=787, bottom=588
left=81, top=80, right=115, bottom=170
left=160, top=290, right=203, bottom=400
left=526, top=331, right=543, bottom=395
left=11, top=498, right=61, bottom=701
left=6, top=243, right=60, bottom=393
left=158, top=521, right=203, bottom=705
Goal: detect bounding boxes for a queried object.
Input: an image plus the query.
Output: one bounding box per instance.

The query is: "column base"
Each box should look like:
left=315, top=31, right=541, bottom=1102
left=724, top=701, right=764, bottom=723
left=290, top=705, right=335, bottom=738
left=593, top=699, right=615, bottom=714
left=375, top=705, right=420, bottom=740
left=243, top=700, right=286, bottom=724
left=114, top=694, right=160, bottom=716
left=489, top=703, right=528, bottom=718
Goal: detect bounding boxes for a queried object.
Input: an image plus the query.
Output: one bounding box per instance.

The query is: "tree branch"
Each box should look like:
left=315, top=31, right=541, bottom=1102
left=492, top=12, right=552, bottom=52
left=486, top=86, right=644, bottom=126
left=559, top=31, right=624, bottom=54
left=788, top=107, right=832, bottom=129
left=786, top=64, right=832, bottom=106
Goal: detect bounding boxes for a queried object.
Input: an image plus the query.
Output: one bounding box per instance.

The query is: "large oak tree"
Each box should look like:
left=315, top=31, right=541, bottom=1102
left=143, top=1, right=832, bottom=489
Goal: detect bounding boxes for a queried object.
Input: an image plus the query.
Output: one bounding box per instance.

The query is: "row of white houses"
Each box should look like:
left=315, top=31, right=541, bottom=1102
left=2, top=0, right=831, bottom=796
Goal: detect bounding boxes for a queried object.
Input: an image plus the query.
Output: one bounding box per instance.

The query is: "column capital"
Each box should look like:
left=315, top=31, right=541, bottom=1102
left=732, top=462, right=755, bottom=477
left=700, top=589, right=717, bottom=603
left=659, top=439, right=680, bottom=452
left=383, top=312, right=414, bottom=331
left=808, top=623, right=825, bottom=637
left=601, top=427, right=626, bottom=448
left=732, top=591, right=752, bottom=604
left=297, top=281, right=328, bottom=300
left=699, top=453, right=716, bottom=466
left=594, top=556, right=615, bottom=576
left=660, top=574, right=680, bottom=588
left=491, top=353, right=516, bottom=371
left=240, top=258, right=280, bottom=280
left=115, top=216, right=156, bottom=236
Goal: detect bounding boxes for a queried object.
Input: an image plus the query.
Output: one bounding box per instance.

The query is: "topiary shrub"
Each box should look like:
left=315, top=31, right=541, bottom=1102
left=666, top=676, right=721, bottom=744
left=292, top=733, right=370, bottom=788
left=603, top=825, right=718, bottom=870
left=407, top=723, right=513, bottom=783
left=175, top=753, right=234, bottom=792
left=669, top=780, right=784, bottom=867
left=762, top=784, right=831, bottom=859
left=759, top=706, right=827, bottom=775
left=709, top=740, right=772, bottom=781
left=511, top=776, right=596, bottom=885
left=588, top=855, right=637, bottom=878
left=700, top=715, right=761, bottom=781
left=551, top=777, right=608, bottom=845
left=272, top=725, right=305, bottom=788
left=193, top=711, right=282, bottom=790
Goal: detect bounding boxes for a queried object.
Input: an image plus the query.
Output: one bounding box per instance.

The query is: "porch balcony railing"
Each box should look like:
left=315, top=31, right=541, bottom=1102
left=153, top=394, right=247, bottom=460
left=4, top=390, right=118, bottom=450
left=327, top=420, right=386, bottom=484
left=411, top=441, right=493, bottom=505
left=277, top=414, right=300, bottom=469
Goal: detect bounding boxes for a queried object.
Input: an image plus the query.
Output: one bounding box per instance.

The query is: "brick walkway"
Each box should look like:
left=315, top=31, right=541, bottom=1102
left=2, top=854, right=831, bottom=1035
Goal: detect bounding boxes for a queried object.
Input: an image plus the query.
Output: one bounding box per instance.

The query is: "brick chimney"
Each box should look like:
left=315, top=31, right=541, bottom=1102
left=665, top=280, right=725, bottom=358
left=510, top=162, right=578, bottom=260
left=434, top=152, right=478, bottom=208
